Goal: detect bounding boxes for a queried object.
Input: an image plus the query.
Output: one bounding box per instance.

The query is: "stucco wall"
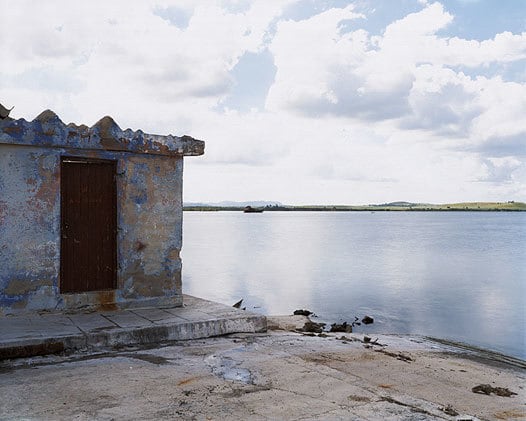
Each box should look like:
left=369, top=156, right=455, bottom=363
left=0, top=144, right=184, bottom=314
left=0, top=145, right=61, bottom=312
left=118, top=154, right=184, bottom=303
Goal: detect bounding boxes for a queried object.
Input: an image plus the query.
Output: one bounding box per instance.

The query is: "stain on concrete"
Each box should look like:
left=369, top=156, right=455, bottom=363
left=205, top=354, right=254, bottom=384
left=0, top=341, right=65, bottom=360
left=120, top=353, right=172, bottom=365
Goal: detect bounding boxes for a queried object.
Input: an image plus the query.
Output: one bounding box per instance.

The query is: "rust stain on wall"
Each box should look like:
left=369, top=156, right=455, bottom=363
left=34, top=155, right=59, bottom=208
left=94, top=290, right=117, bottom=311
left=5, top=278, right=53, bottom=295
left=135, top=241, right=147, bottom=252
left=3, top=125, right=22, bottom=135
left=167, top=249, right=180, bottom=261
left=0, top=202, right=7, bottom=224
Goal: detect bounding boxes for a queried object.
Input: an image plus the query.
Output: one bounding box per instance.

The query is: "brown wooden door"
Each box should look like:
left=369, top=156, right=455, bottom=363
left=60, top=157, right=117, bottom=293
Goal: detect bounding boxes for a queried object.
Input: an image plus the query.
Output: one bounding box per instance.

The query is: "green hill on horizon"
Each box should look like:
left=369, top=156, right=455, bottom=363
left=184, top=201, right=526, bottom=212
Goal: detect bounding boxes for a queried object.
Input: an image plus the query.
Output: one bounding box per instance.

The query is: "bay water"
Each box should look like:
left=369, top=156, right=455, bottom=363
left=182, top=211, right=525, bottom=359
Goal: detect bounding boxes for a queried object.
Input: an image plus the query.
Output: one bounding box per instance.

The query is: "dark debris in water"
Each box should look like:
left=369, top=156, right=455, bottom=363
left=291, top=308, right=376, bottom=337
left=298, top=321, right=326, bottom=333
left=330, top=322, right=353, bottom=333
left=293, top=309, right=315, bottom=317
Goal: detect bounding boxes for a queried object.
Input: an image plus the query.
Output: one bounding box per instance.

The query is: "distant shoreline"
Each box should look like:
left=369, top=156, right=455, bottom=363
left=184, top=201, right=526, bottom=212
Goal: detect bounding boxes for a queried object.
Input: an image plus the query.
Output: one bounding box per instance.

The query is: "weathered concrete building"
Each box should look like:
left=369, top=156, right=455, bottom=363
left=0, top=108, right=204, bottom=314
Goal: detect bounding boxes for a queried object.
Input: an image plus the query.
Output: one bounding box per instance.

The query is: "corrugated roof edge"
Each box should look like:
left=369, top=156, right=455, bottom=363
left=0, top=109, right=204, bottom=157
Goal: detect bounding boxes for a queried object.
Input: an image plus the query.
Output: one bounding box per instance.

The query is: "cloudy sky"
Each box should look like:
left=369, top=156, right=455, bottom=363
left=1, top=0, right=525, bottom=205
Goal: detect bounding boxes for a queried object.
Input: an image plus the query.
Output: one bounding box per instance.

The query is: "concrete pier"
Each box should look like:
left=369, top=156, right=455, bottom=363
left=0, top=295, right=266, bottom=359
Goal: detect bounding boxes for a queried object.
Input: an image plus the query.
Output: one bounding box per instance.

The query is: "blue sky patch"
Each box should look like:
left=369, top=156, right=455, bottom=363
left=220, top=49, right=277, bottom=112
left=153, top=5, right=193, bottom=30
left=438, top=0, right=526, bottom=40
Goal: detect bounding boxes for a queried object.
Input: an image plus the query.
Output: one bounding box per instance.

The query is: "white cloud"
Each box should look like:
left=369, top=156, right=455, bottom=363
left=1, top=0, right=294, bottom=124
left=470, top=78, right=526, bottom=143
left=266, top=5, right=367, bottom=115
left=1, top=0, right=525, bottom=204
left=266, top=2, right=526, bottom=157
left=403, top=65, right=481, bottom=136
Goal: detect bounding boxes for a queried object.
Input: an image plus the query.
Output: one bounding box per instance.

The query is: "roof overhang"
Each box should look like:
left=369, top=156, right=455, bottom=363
left=0, top=109, right=205, bottom=157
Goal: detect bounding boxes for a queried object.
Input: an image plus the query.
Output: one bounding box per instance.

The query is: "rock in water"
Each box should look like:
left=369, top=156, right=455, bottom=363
left=329, top=322, right=352, bottom=333
left=362, top=316, right=374, bottom=325
left=293, top=309, right=313, bottom=316
left=301, top=321, right=326, bottom=333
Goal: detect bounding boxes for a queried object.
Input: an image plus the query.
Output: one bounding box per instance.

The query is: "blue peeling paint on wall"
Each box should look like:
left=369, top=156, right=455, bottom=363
left=0, top=110, right=204, bottom=157
left=128, top=162, right=150, bottom=205
left=0, top=109, right=204, bottom=314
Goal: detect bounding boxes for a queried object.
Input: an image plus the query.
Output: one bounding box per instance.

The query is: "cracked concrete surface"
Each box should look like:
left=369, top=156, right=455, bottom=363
left=0, top=329, right=524, bottom=420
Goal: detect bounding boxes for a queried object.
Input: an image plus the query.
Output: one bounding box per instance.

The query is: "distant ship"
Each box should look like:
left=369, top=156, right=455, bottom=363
left=243, top=205, right=264, bottom=213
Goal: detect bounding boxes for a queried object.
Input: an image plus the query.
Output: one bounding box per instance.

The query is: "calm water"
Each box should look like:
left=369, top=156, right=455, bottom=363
left=182, top=211, right=526, bottom=359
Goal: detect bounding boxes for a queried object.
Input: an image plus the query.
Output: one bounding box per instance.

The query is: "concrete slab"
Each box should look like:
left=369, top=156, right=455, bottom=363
left=2, top=332, right=522, bottom=420
left=128, top=308, right=175, bottom=322
left=67, top=312, right=118, bottom=332
left=33, top=314, right=83, bottom=337
left=151, top=315, right=190, bottom=325
left=0, top=316, right=46, bottom=340
left=101, top=311, right=152, bottom=328
left=166, top=308, right=215, bottom=322
left=0, top=295, right=267, bottom=360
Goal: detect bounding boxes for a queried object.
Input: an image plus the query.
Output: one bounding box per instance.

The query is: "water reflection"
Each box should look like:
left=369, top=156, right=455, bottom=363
left=182, top=211, right=526, bottom=359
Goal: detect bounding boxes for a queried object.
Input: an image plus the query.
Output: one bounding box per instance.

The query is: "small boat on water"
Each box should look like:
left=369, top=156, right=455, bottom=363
left=243, top=205, right=264, bottom=213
